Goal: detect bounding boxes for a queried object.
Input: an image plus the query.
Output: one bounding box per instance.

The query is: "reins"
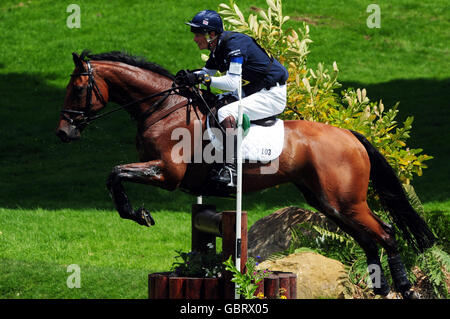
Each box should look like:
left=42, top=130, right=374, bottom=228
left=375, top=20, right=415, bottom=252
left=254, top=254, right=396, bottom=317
left=61, top=60, right=222, bottom=133
left=86, top=86, right=181, bottom=124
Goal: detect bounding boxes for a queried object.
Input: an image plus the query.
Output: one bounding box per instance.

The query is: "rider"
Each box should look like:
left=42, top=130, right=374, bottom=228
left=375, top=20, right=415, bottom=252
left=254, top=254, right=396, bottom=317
left=179, top=9, right=289, bottom=187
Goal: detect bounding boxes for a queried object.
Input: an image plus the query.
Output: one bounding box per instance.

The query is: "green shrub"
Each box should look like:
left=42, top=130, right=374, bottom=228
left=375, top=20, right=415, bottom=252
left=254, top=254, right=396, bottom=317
left=218, top=0, right=432, bottom=184
left=171, top=245, right=224, bottom=278
left=223, top=256, right=270, bottom=299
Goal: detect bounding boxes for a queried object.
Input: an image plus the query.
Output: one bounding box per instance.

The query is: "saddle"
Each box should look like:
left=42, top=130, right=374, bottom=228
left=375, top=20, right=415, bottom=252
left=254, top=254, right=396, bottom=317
left=181, top=90, right=285, bottom=198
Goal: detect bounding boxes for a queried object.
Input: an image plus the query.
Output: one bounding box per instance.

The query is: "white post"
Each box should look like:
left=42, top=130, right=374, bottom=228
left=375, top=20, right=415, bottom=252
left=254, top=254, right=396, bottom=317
left=196, top=196, right=202, bottom=205
left=234, top=57, right=244, bottom=299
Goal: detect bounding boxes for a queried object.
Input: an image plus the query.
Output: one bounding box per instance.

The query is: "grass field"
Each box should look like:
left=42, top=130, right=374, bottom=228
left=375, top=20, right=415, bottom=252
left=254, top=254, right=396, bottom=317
left=0, top=0, right=449, bottom=298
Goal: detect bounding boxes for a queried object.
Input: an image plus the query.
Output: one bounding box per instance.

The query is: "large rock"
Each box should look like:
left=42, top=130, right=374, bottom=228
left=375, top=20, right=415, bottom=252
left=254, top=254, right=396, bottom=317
left=248, top=206, right=337, bottom=261
left=257, top=252, right=353, bottom=299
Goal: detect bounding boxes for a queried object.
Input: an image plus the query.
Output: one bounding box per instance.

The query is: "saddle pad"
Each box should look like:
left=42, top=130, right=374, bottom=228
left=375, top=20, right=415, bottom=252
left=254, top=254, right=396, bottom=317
left=206, top=116, right=284, bottom=162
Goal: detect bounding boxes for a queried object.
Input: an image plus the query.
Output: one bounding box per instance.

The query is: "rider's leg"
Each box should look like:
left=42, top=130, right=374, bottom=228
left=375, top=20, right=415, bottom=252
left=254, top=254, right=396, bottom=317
left=217, top=83, right=287, bottom=122
left=213, top=85, right=287, bottom=186
left=211, top=115, right=238, bottom=186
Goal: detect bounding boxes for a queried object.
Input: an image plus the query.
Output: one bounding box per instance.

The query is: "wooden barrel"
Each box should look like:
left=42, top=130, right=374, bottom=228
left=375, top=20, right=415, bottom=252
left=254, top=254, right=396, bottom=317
left=263, top=272, right=298, bottom=299
left=149, top=271, right=297, bottom=299
left=185, top=278, right=203, bottom=299
left=149, top=205, right=297, bottom=300
left=264, top=274, right=280, bottom=299
left=203, top=277, right=221, bottom=299
left=169, top=277, right=186, bottom=299
left=148, top=272, right=170, bottom=299
left=278, top=273, right=291, bottom=299
left=149, top=273, right=223, bottom=299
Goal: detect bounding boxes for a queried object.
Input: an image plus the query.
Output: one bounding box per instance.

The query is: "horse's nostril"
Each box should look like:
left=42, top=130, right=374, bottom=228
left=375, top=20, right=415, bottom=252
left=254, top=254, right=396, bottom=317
left=56, top=129, right=65, bottom=137
left=56, top=129, right=69, bottom=142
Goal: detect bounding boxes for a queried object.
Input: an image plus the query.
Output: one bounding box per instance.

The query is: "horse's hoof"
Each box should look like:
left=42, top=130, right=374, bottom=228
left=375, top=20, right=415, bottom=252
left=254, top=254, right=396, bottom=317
left=135, top=207, right=155, bottom=227
left=402, top=290, right=420, bottom=299
left=373, top=284, right=391, bottom=297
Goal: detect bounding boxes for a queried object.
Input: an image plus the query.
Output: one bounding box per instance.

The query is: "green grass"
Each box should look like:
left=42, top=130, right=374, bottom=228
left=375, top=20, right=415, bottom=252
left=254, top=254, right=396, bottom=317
left=0, top=208, right=191, bottom=298
left=0, top=0, right=449, bottom=298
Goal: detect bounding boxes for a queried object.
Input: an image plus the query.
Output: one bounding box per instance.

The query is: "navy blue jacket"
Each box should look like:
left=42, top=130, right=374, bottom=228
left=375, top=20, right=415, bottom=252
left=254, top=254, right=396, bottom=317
left=205, top=31, right=289, bottom=97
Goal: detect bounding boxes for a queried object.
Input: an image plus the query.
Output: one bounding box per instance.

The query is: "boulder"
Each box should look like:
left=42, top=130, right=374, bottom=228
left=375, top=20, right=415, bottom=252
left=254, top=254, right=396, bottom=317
left=256, top=251, right=353, bottom=299
left=248, top=206, right=337, bottom=261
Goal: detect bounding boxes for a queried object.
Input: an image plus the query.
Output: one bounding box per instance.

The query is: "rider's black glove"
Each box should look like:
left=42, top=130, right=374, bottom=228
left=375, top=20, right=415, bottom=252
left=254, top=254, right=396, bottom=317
left=175, top=70, right=211, bottom=87
left=174, top=70, right=197, bottom=86
left=174, top=69, right=187, bottom=85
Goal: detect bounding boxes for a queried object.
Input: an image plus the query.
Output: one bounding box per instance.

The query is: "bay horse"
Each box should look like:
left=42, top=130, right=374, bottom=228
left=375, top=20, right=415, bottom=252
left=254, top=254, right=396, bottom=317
left=56, top=51, right=435, bottom=298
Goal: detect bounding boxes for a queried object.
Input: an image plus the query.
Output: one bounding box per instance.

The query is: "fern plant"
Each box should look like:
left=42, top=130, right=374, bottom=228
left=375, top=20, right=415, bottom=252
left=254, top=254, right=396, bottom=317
left=417, top=246, right=450, bottom=298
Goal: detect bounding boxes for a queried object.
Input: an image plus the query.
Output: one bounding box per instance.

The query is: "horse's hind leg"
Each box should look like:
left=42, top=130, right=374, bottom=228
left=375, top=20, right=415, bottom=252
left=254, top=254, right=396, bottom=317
left=344, top=202, right=416, bottom=298
left=295, top=184, right=391, bottom=296
left=301, top=167, right=414, bottom=295
left=320, top=205, right=392, bottom=296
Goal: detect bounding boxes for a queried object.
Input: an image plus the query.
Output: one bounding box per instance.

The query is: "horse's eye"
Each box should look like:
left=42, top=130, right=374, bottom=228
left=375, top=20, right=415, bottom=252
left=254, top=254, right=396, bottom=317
left=73, top=86, right=85, bottom=98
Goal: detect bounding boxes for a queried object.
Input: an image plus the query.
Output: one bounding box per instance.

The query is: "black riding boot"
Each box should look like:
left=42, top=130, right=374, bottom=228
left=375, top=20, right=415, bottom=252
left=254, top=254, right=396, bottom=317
left=212, top=116, right=237, bottom=187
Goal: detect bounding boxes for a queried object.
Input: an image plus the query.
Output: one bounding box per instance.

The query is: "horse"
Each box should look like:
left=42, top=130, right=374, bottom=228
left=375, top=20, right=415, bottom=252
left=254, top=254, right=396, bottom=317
left=56, top=51, right=435, bottom=298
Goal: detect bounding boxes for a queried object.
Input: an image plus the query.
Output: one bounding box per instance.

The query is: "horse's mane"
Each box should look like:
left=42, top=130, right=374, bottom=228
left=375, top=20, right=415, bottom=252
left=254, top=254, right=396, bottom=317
left=80, top=50, right=175, bottom=80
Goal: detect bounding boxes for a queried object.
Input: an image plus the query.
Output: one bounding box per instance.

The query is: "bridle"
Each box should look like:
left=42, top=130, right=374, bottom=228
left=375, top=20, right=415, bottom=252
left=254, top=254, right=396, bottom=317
left=60, top=60, right=223, bottom=133
left=60, top=61, right=108, bottom=129
left=60, top=60, right=184, bottom=130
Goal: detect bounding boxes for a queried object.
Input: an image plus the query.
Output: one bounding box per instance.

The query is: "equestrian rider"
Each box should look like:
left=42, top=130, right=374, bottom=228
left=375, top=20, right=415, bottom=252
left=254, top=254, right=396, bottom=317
left=178, top=9, right=289, bottom=187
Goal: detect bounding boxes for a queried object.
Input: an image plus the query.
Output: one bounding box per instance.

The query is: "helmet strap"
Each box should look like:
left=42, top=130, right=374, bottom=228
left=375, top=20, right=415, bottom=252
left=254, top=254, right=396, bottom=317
left=207, top=33, right=219, bottom=50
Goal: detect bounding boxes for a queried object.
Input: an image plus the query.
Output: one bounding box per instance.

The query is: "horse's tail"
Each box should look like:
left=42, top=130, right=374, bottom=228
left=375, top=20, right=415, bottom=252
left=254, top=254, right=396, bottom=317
left=350, top=130, right=436, bottom=252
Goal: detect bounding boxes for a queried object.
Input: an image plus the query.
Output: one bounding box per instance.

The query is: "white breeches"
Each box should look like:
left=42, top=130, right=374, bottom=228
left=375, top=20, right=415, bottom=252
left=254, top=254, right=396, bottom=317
left=217, top=83, right=287, bottom=123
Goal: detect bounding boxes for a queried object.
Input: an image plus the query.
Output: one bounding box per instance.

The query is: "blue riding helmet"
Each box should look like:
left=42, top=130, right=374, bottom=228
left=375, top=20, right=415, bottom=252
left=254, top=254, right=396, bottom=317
left=185, top=10, right=224, bottom=34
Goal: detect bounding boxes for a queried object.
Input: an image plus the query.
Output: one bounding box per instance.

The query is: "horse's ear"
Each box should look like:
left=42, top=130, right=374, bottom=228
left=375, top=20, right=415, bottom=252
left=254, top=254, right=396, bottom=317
left=72, top=52, right=84, bottom=69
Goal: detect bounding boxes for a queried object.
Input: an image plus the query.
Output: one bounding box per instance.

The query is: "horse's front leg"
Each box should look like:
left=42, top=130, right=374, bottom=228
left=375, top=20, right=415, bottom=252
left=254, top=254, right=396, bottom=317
left=106, top=159, right=178, bottom=226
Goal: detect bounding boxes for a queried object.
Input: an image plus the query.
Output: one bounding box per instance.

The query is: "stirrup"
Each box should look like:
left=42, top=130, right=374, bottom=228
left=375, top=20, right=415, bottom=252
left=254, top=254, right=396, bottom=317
left=212, top=165, right=236, bottom=188
left=222, top=165, right=236, bottom=187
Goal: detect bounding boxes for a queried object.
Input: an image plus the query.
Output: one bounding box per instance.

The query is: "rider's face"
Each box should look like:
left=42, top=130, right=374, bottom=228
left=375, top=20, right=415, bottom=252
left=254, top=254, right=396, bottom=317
left=193, top=32, right=217, bottom=51
left=193, top=33, right=209, bottom=50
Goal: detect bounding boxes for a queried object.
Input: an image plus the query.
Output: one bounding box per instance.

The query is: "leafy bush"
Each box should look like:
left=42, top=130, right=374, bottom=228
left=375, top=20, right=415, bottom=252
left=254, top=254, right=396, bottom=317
left=171, top=244, right=224, bottom=278
left=218, top=0, right=432, bottom=184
